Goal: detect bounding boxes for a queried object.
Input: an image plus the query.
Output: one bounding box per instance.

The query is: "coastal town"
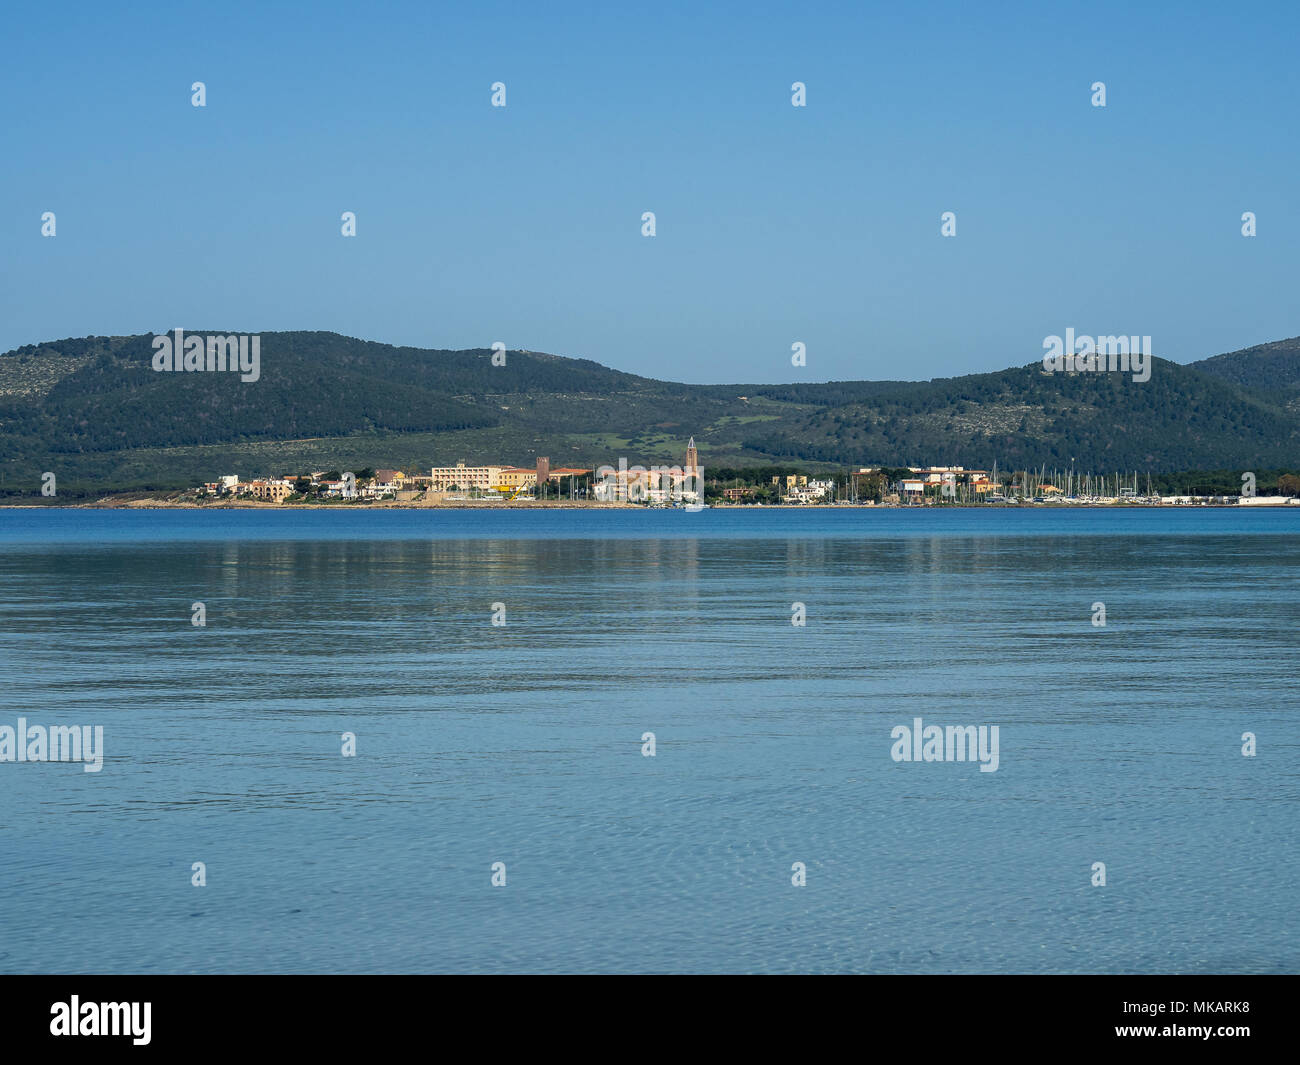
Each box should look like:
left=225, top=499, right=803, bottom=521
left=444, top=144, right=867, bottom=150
left=192, top=438, right=1300, bottom=507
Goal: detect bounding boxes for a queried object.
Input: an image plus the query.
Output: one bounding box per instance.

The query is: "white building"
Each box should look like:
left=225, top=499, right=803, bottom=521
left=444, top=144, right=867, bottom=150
left=592, top=464, right=702, bottom=504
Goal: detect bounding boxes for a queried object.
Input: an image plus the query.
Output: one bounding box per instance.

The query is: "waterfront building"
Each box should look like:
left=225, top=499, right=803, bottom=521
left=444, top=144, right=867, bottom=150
left=496, top=467, right=537, bottom=489
left=429, top=462, right=505, bottom=492
left=247, top=478, right=295, bottom=503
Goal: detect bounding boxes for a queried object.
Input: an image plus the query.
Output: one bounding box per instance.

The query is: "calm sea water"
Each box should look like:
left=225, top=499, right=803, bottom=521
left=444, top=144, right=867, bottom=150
left=0, top=507, right=1296, bottom=974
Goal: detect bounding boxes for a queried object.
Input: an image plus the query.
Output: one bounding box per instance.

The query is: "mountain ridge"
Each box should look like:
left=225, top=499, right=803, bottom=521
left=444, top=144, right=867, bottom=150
left=1, top=330, right=1296, bottom=493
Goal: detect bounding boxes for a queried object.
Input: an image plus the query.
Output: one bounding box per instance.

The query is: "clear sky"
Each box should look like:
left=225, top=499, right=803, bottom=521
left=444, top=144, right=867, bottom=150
left=2, top=0, right=1296, bottom=382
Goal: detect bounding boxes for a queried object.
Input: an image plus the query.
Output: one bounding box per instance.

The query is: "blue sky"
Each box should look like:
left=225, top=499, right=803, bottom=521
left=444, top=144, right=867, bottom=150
left=2, top=0, right=1297, bottom=382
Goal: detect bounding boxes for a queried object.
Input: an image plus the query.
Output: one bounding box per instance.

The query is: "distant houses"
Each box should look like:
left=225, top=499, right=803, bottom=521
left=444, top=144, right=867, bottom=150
left=195, top=451, right=1278, bottom=507
left=197, top=457, right=977, bottom=506
left=428, top=458, right=593, bottom=497
left=198, top=444, right=709, bottom=505
left=867, top=466, right=993, bottom=502
left=590, top=438, right=703, bottom=504
left=200, top=455, right=598, bottom=504
left=770, top=475, right=835, bottom=504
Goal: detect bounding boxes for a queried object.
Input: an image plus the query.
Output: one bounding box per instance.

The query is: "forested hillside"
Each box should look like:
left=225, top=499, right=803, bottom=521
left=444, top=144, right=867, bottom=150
left=1, top=330, right=1297, bottom=495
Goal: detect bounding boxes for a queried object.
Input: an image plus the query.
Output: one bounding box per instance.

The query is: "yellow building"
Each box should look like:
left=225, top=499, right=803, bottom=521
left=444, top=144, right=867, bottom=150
left=429, top=463, right=505, bottom=491
left=248, top=478, right=295, bottom=503
left=495, top=467, right=537, bottom=489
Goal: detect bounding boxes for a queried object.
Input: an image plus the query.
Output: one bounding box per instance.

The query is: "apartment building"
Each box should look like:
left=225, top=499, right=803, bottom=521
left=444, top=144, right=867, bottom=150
left=429, top=462, right=505, bottom=491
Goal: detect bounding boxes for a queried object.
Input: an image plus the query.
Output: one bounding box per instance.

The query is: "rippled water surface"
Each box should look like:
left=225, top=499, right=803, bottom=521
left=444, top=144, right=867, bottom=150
left=1, top=507, right=1296, bottom=973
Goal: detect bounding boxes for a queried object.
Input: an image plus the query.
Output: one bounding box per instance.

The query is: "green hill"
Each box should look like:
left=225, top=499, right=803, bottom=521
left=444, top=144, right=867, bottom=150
left=1, top=330, right=1297, bottom=496
left=1188, top=337, right=1300, bottom=400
